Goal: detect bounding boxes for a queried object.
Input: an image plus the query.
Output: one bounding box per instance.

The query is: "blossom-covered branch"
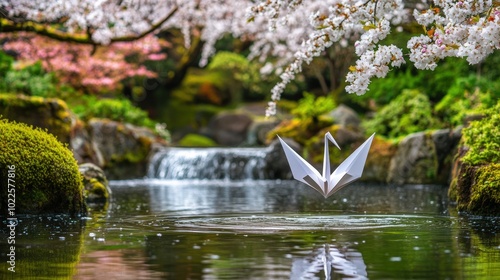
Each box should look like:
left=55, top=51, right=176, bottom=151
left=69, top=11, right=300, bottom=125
left=2, top=0, right=500, bottom=115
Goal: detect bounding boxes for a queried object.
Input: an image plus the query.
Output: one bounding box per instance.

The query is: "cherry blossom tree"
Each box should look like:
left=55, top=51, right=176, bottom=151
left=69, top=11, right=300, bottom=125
left=2, top=0, right=500, bottom=115
left=1, top=33, right=165, bottom=92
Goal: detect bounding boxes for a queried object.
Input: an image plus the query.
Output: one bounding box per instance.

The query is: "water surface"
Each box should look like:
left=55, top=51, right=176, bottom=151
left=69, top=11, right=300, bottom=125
left=1, top=180, right=499, bottom=279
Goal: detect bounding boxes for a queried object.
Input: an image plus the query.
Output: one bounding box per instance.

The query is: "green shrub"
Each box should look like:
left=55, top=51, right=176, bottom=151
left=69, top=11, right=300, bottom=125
left=363, top=89, right=437, bottom=138
left=178, top=133, right=217, bottom=147
left=208, top=51, right=264, bottom=100
left=0, top=119, right=86, bottom=214
left=435, top=75, right=499, bottom=126
left=0, top=61, right=60, bottom=98
left=0, top=50, right=14, bottom=75
left=71, top=95, right=155, bottom=128
left=462, top=102, right=500, bottom=165
left=292, top=92, right=336, bottom=121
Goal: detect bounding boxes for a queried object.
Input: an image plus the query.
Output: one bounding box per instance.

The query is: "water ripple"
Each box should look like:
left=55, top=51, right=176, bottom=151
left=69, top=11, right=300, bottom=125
left=172, top=214, right=448, bottom=234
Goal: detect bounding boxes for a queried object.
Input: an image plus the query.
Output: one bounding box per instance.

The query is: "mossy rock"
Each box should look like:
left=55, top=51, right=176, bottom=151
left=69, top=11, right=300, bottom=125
left=79, top=163, right=111, bottom=206
left=0, top=94, right=72, bottom=143
left=178, top=133, right=217, bottom=147
left=453, top=163, right=500, bottom=215
left=88, top=118, right=155, bottom=179
left=0, top=119, right=86, bottom=215
left=468, top=163, right=500, bottom=214
left=449, top=101, right=500, bottom=215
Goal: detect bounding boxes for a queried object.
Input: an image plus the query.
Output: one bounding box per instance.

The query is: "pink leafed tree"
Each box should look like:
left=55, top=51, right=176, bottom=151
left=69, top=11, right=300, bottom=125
left=1, top=33, right=166, bottom=92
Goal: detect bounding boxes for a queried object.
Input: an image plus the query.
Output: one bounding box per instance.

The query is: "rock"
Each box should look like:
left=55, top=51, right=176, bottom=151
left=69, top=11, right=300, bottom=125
left=207, top=112, right=253, bottom=146
left=79, top=163, right=111, bottom=203
left=362, top=136, right=398, bottom=183
left=331, top=127, right=364, bottom=147
left=246, top=119, right=280, bottom=146
left=328, top=104, right=361, bottom=128
left=0, top=94, right=72, bottom=143
left=86, top=118, right=163, bottom=179
left=71, top=117, right=99, bottom=164
left=0, top=119, right=86, bottom=215
left=387, top=132, right=437, bottom=184
left=263, top=137, right=300, bottom=179
left=387, top=129, right=461, bottom=184
left=431, top=128, right=462, bottom=183
left=448, top=104, right=500, bottom=215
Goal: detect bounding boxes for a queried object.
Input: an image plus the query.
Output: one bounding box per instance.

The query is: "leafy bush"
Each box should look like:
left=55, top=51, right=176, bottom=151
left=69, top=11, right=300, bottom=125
left=207, top=51, right=305, bottom=101
left=72, top=96, right=155, bottom=128
left=0, top=50, right=14, bottom=75
left=0, top=61, right=59, bottom=97
left=462, top=101, right=500, bottom=165
left=0, top=119, right=85, bottom=214
left=208, top=51, right=264, bottom=99
left=363, top=89, right=437, bottom=138
left=435, top=75, right=499, bottom=126
left=291, top=92, right=336, bottom=121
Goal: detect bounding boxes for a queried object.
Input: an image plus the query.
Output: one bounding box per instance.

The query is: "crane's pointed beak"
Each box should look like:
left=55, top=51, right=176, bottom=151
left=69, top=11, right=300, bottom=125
left=325, top=132, right=341, bottom=150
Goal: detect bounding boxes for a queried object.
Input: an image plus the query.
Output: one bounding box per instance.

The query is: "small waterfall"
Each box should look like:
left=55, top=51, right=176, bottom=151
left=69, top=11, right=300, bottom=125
left=147, top=147, right=273, bottom=180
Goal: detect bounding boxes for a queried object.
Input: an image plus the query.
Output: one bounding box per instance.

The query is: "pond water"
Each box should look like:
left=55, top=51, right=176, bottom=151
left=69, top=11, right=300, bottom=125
left=1, top=180, right=500, bottom=279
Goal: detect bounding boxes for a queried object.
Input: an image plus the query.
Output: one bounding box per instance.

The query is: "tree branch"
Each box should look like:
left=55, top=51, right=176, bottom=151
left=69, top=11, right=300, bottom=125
left=0, top=6, right=178, bottom=45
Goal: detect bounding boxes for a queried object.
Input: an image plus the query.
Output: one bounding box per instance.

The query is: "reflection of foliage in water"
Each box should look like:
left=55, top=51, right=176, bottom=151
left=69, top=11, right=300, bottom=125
left=0, top=216, right=85, bottom=279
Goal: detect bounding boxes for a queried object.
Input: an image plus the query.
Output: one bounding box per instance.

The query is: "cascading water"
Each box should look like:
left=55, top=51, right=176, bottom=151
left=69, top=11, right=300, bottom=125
left=147, top=147, right=275, bottom=180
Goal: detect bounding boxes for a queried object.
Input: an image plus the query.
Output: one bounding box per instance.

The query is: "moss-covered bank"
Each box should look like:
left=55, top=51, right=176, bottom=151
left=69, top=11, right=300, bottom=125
left=0, top=119, right=86, bottom=215
left=449, top=102, right=500, bottom=215
left=0, top=93, right=72, bottom=143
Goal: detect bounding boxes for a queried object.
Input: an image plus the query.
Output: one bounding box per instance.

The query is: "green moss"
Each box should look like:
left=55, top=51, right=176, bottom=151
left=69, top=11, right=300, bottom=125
left=468, top=164, right=500, bottom=215
left=178, top=133, right=217, bottom=147
left=291, top=92, right=336, bottom=121
left=461, top=102, right=500, bottom=165
left=87, top=179, right=108, bottom=199
left=171, top=68, right=230, bottom=105
left=0, top=119, right=86, bottom=214
left=363, top=89, right=438, bottom=138
left=448, top=177, right=458, bottom=202
left=0, top=94, right=72, bottom=143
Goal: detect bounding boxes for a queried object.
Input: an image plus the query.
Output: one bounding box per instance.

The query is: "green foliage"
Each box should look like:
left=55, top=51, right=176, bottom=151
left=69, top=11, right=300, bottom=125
left=0, top=61, right=59, bottom=97
left=363, top=89, right=437, bottom=138
left=346, top=57, right=472, bottom=108
left=0, top=51, right=79, bottom=99
left=178, top=133, right=217, bottom=147
left=207, top=51, right=305, bottom=101
left=208, top=51, right=263, bottom=99
left=435, top=75, right=499, bottom=126
left=468, top=163, right=500, bottom=215
left=462, top=102, right=500, bottom=165
left=71, top=95, right=155, bottom=128
left=291, top=92, right=336, bottom=120
left=0, top=119, right=85, bottom=214
left=171, top=69, right=229, bottom=104
left=0, top=50, right=14, bottom=75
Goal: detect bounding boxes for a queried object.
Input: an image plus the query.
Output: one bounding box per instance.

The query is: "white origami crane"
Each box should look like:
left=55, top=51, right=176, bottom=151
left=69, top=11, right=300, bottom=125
left=278, top=132, right=375, bottom=198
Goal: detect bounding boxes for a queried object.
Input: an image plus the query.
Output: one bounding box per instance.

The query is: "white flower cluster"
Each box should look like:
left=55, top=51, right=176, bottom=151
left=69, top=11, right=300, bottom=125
left=409, top=0, right=500, bottom=68
left=253, top=0, right=500, bottom=115
left=249, top=0, right=408, bottom=114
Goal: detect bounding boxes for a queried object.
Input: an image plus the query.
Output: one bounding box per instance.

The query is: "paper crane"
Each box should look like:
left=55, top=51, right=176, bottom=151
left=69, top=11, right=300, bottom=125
left=278, top=132, right=375, bottom=198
